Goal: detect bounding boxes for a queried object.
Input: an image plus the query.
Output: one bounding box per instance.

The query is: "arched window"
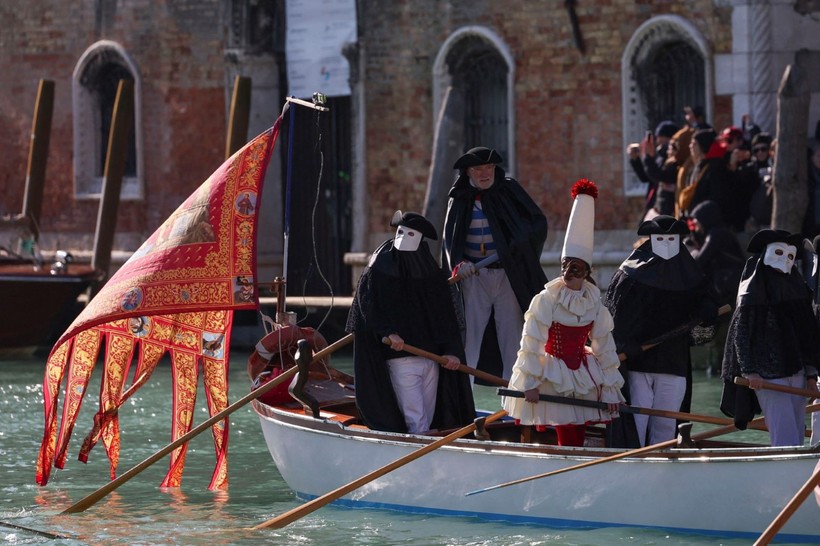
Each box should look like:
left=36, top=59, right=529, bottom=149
left=621, top=16, right=711, bottom=196
left=73, top=41, right=143, bottom=199
left=434, top=27, right=515, bottom=175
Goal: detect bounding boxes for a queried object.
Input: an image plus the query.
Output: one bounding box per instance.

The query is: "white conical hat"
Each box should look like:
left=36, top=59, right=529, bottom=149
left=561, top=179, right=598, bottom=265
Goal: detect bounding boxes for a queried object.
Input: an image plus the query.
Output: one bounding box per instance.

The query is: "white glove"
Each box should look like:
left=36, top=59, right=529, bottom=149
left=454, top=260, right=477, bottom=279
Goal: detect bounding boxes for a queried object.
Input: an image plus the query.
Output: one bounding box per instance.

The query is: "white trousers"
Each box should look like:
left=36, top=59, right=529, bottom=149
left=387, top=356, right=439, bottom=433
left=756, top=372, right=806, bottom=447
left=628, top=371, right=687, bottom=447
left=461, top=269, right=524, bottom=381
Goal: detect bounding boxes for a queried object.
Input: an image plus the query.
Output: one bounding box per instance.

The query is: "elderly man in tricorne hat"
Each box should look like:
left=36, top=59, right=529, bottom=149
left=442, top=147, right=548, bottom=382
left=346, top=211, right=475, bottom=434
left=720, top=229, right=820, bottom=446
left=604, top=215, right=720, bottom=447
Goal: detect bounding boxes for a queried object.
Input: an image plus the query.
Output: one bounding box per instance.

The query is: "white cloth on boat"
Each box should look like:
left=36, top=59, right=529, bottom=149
left=387, top=356, right=439, bottom=433
left=502, top=278, right=625, bottom=426
left=461, top=268, right=523, bottom=381
left=628, top=371, right=686, bottom=446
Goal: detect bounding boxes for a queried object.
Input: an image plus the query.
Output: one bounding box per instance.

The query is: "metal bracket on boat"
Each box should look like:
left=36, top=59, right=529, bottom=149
left=288, top=338, right=320, bottom=418
left=676, top=422, right=695, bottom=448
left=473, top=415, right=491, bottom=441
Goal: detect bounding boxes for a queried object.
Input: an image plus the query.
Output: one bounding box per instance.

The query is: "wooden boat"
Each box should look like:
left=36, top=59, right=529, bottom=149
left=252, top=363, right=820, bottom=542
left=0, top=251, right=103, bottom=357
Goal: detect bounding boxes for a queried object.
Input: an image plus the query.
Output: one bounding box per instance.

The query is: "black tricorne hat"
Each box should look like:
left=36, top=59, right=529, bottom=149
left=746, top=228, right=803, bottom=254
left=637, top=215, right=690, bottom=236
left=390, top=210, right=438, bottom=240
left=453, top=147, right=503, bottom=170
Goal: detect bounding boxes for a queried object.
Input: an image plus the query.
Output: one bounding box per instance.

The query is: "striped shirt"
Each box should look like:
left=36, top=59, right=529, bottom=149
left=464, top=199, right=497, bottom=262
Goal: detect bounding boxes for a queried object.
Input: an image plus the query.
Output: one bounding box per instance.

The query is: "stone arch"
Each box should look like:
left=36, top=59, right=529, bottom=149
left=73, top=40, right=143, bottom=200
left=621, top=15, right=712, bottom=196
left=433, top=26, right=515, bottom=175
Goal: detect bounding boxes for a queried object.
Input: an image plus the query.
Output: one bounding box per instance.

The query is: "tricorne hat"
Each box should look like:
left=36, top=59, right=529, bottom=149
left=390, top=210, right=438, bottom=240
left=637, top=215, right=689, bottom=236
left=453, top=147, right=503, bottom=170
left=746, top=228, right=803, bottom=254
left=561, top=179, right=598, bottom=266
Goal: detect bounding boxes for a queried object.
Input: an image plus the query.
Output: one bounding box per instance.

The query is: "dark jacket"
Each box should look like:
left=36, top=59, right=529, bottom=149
left=442, top=169, right=548, bottom=312
left=688, top=201, right=746, bottom=305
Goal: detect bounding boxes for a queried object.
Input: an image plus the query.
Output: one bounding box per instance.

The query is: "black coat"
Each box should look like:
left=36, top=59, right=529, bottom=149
left=603, top=241, right=718, bottom=378
left=345, top=240, right=476, bottom=433
left=442, top=170, right=548, bottom=312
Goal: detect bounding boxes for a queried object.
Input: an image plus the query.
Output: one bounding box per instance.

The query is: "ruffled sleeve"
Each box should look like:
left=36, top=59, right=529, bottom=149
left=589, top=303, right=625, bottom=399
left=513, top=290, right=553, bottom=391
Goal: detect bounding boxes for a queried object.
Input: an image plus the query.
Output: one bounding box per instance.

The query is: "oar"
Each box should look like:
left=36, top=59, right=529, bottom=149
left=447, top=253, right=499, bottom=284
left=754, top=464, right=820, bottom=545
left=466, top=402, right=820, bottom=497
left=734, top=376, right=820, bottom=399
left=496, top=388, right=779, bottom=432
left=62, top=333, right=354, bottom=514
left=251, top=409, right=508, bottom=530
left=381, top=338, right=508, bottom=387
left=618, top=303, right=732, bottom=361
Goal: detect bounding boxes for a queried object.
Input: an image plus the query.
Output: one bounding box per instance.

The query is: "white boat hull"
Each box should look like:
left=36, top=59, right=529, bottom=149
left=254, top=401, right=820, bottom=542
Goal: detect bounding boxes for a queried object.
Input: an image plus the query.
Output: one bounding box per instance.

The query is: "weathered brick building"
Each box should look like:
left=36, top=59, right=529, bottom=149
left=2, top=0, right=820, bottom=295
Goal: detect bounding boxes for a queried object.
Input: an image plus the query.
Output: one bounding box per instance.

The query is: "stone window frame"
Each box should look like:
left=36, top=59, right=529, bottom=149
left=433, top=26, right=516, bottom=178
left=72, top=40, right=144, bottom=200
left=621, top=15, right=712, bottom=197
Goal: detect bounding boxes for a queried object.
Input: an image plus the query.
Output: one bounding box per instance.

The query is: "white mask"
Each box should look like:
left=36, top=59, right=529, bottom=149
left=394, top=225, right=422, bottom=252
left=651, top=234, right=680, bottom=260
left=763, top=242, right=796, bottom=274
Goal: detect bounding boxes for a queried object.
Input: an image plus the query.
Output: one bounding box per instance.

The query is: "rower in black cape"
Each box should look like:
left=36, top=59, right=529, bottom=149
left=345, top=211, right=475, bottom=433
left=720, top=229, right=820, bottom=446
left=603, top=215, right=721, bottom=448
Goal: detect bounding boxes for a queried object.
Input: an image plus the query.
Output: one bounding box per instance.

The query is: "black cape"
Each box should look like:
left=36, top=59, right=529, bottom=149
left=603, top=242, right=718, bottom=447
left=345, top=240, right=476, bottom=433
left=442, top=171, right=548, bottom=312
left=720, top=257, right=820, bottom=428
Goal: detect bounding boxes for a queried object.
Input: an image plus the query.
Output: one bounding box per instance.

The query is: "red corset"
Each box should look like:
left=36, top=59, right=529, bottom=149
left=545, top=322, right=593, bottom=370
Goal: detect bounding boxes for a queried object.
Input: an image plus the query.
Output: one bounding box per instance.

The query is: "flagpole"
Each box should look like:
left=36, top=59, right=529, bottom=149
left=280, top=95, right=329, bottom=322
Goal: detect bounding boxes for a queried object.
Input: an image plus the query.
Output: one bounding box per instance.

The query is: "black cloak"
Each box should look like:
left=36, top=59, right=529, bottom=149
left=719, top=256, right=820, bottom=428
left=442, top=170, right=548, bottom=313
left=345, top=239, right=476, bottom=433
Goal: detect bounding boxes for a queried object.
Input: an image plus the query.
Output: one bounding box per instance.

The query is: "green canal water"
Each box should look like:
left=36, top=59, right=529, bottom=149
left=0, top=349, right=800, bottom=545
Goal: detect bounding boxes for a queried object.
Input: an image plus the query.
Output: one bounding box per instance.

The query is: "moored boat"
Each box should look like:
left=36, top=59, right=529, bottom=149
left=253, top=364, right=820, bottom=543
left=0, top=253, right=103, bottom=358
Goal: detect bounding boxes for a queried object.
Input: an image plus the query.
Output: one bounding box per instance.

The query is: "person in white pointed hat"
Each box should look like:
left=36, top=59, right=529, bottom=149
left=502, top=179, right=625, bottom=446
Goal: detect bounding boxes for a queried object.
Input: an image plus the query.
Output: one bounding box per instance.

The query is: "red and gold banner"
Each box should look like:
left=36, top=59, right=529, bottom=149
left=36, top=117, right=281, bottom=490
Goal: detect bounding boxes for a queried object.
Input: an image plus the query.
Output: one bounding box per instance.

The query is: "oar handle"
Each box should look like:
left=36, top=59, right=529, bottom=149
left=496, top=387, right=793, bottom=433
left=734, top=376, right=820, bottom=399
left=382, top=337, right=508, bottom=387
left=62, top=333, right=354, bottom=515
left=618, top=303, right=732, bottom=361
left=253, top=409, right=508, bottom=529
left=447, top=254, right=499, bottom=284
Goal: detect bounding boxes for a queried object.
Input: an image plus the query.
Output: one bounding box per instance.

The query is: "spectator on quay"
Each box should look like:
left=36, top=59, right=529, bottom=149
left=720, top=126, right=758, bottom=233
left=746, top=132, right=775, bottom=233
left=684, top=200, right=746, bottom=376
left=680, top=129, right=730, bottom=218
left=684, top=105, right=711, bottom=131
left=640, top=121, right=681, bottom=218
left=672, top=126, right=695, bottom=218
left=443, top=147, right=548, bottom=381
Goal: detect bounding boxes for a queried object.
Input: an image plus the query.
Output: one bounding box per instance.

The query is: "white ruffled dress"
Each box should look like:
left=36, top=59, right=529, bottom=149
left=502, top=278, right=625, bottom=426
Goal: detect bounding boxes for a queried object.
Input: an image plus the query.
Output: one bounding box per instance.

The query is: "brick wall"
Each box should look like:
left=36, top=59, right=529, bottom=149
left=358, top=0, right=734, bottom=237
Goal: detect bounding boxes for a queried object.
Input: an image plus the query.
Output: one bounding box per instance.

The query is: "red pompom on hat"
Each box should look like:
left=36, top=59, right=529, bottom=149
left=571, top=178, right=599, bottom=199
